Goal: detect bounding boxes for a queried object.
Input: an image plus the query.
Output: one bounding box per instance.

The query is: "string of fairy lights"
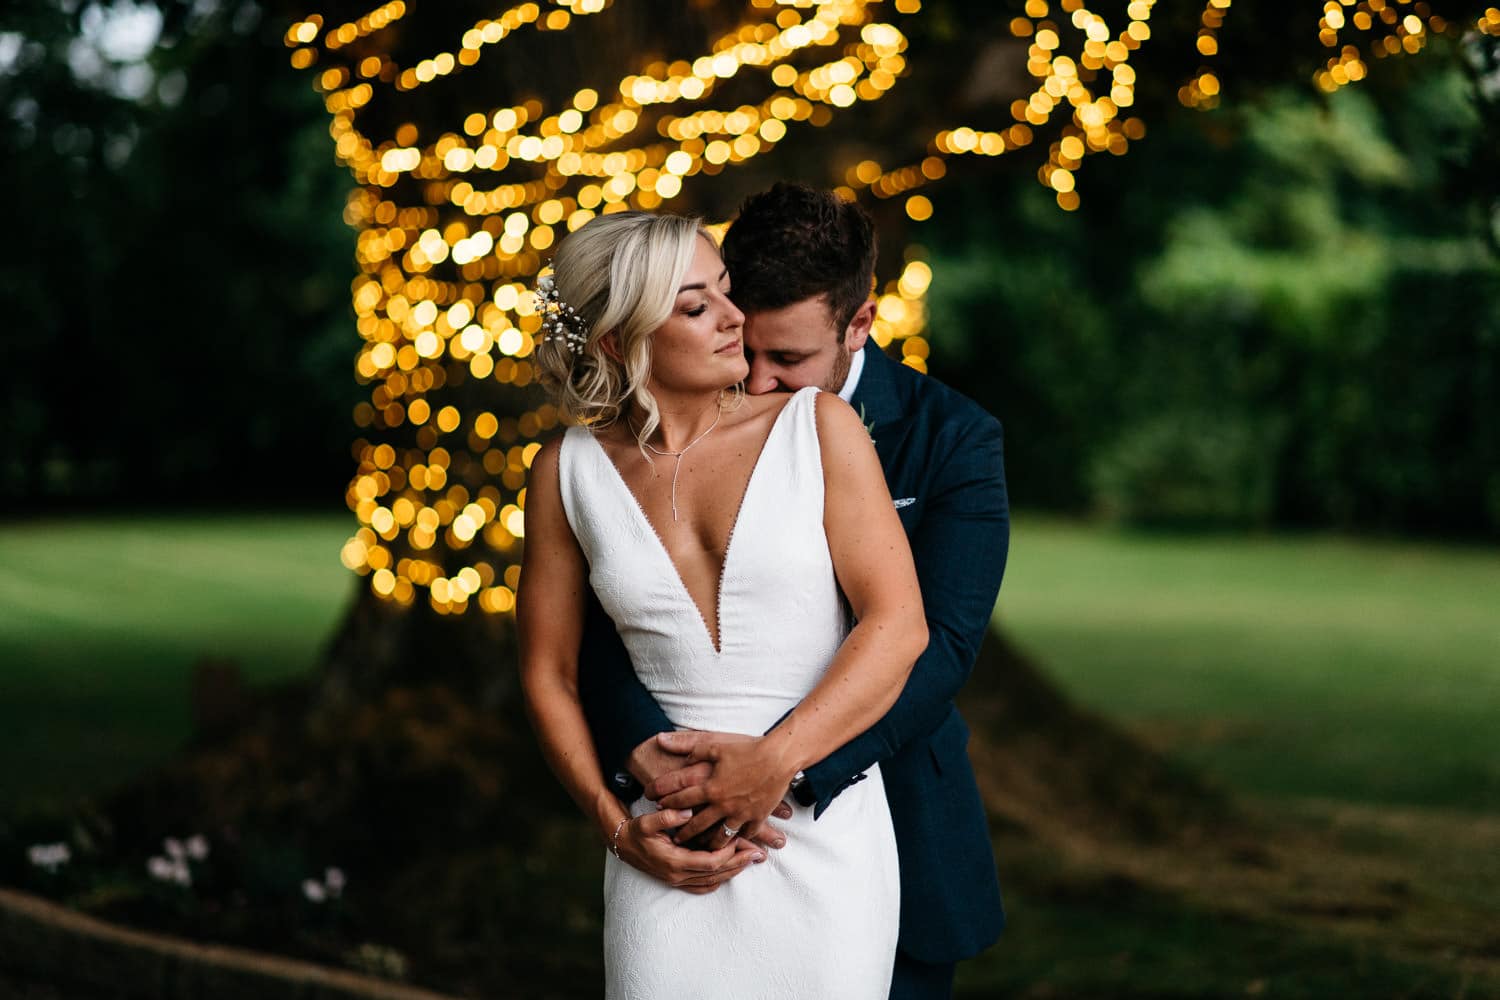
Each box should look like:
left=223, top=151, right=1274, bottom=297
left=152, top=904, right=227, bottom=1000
left=1312, top=0, right=1497, bottom=92
left=1178, top=0, right=1231, bottom=110
left=838, top=0, right=1159, bottom=214
left=291, top=1, right=1494, bottom=617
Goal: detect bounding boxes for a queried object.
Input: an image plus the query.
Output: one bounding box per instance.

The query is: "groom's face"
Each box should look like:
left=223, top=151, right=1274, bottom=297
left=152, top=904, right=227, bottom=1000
left=742, top=296, right=871, bottom=395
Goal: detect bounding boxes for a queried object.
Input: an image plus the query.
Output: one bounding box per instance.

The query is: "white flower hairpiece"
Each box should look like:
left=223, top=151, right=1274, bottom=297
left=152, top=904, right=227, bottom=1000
left=534, top=270, right=588, bottom=352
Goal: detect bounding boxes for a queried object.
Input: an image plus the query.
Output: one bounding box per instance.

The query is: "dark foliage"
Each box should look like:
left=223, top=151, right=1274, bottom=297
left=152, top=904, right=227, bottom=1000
left=926, top=54, right=1500, bottom=536
left=1, top=1, right=356, bottom=509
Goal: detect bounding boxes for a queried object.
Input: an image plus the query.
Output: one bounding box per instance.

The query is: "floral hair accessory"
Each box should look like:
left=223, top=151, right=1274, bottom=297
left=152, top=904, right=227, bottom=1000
left=534, top=270, right=588, bottom=352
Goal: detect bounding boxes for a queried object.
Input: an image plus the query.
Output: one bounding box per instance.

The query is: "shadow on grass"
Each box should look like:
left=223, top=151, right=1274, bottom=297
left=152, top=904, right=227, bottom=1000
left=959, top=835, right=1496, bottom=1000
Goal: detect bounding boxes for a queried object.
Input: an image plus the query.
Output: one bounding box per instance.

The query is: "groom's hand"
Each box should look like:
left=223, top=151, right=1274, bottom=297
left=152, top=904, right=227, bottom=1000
left=649, top=732, right=792, bottom=852
left=655, top=731, right=798, bottom=849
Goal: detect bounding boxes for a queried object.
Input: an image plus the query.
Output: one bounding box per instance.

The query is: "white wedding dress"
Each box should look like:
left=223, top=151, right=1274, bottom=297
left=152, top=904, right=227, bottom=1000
left=558, top=386, right=900, bottom=999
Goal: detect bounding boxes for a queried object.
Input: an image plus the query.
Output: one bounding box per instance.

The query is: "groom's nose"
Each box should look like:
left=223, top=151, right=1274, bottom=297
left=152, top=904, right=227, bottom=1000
left=746, top=358, right=790, bottom=395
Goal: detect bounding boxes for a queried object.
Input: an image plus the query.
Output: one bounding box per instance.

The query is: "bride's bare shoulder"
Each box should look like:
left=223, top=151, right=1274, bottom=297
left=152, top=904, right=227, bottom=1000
left=731, top=389, right=800, bottom=427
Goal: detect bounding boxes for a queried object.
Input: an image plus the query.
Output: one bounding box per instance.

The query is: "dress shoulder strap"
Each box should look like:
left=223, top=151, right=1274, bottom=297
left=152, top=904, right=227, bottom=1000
left=774, top=386, right=826, bottom=505
left=556, top=425, right=614, bottom=562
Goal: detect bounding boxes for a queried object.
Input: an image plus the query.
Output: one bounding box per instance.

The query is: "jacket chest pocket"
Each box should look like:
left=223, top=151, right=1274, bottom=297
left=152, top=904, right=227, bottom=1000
left=892, top=494, right=920, bottom=534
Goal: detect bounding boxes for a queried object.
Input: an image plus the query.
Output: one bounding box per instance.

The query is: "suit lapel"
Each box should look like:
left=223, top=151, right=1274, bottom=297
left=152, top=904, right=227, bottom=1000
left=849, top=342, right=909, bottom=469
left=849, top=341, right=903, bottom=426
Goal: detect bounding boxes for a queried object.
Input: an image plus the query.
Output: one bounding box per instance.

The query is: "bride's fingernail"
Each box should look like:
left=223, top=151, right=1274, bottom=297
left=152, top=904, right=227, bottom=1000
left=752, top=853, right=766, bottom=863
left=771, top=838, right=786, bottom=849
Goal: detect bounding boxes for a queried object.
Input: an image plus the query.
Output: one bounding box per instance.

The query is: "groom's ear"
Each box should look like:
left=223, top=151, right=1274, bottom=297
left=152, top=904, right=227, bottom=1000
left=598, top=329, right=624, bottom=364
left=843, top=299, right=875, bottom=353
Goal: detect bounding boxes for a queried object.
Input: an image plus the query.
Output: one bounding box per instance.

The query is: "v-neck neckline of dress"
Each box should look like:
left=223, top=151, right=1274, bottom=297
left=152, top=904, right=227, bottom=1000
left=583, top=388, right=810, bottom=656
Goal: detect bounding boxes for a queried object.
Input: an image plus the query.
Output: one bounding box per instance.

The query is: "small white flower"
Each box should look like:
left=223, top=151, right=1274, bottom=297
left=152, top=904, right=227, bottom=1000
left=302, top=878, right=327, bottom=903
left=164, top=837, right=185, bottom=860
left=147, top=855, right=192, bottom=886
left=324, top=867, right=346, bottom=896
left=27, top=843, right=71, bottom=872
left=185, top=835, right=209, bottom=861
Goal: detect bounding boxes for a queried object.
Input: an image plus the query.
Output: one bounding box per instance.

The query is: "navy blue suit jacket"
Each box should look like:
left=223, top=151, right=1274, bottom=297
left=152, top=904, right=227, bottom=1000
left=577, top=342, right=1009, bottom=963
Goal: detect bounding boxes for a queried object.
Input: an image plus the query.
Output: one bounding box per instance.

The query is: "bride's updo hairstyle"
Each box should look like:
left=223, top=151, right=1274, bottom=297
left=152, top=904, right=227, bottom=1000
left=535, top=211, right=715, bottom=447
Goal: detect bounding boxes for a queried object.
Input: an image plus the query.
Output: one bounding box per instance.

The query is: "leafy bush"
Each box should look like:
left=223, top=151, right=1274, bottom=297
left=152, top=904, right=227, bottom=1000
left=928, top=66, right=1500, bottom=538
left=1090, top=411, right=1279, bottom=528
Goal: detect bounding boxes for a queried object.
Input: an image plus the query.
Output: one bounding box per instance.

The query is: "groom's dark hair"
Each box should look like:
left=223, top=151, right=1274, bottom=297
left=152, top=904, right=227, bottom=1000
left=721, top=182, right=877, bottom=340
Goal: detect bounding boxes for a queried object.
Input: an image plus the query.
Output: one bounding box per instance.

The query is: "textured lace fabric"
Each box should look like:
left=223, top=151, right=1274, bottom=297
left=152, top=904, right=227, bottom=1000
left=559, top=386, right=900, bottom=999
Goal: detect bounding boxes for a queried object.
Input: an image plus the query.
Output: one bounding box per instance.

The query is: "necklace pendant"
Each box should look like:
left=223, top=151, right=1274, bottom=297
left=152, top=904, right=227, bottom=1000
left=636, top=405, right=722, bottom=525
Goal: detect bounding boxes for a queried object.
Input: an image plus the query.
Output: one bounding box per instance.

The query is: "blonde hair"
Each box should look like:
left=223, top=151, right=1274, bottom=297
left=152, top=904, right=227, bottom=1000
left=534, top=211, right=720, bottom=448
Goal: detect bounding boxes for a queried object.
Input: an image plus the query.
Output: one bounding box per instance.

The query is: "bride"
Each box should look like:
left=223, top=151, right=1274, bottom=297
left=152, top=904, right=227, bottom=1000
left=518, top=211, right=927, bottom=998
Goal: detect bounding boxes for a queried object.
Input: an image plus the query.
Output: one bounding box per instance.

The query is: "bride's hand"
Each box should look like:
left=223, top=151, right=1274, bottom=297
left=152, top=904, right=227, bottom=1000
left=653, top=731, right=799, bottom=847
left=612, top=809, right=764, bottom=894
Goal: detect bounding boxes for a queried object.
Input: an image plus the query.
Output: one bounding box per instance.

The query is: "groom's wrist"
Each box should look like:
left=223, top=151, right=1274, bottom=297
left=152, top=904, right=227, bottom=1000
left=788, top=769, right=815, bottom=807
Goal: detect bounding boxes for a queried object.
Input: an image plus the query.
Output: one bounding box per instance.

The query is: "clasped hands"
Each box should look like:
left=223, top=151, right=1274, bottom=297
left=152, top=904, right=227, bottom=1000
left=612, top=729, right=798, bottom=895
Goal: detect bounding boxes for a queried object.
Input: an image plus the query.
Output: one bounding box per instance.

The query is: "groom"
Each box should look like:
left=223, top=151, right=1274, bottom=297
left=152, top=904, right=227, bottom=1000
left=578, top=182, right=1009, bottom=999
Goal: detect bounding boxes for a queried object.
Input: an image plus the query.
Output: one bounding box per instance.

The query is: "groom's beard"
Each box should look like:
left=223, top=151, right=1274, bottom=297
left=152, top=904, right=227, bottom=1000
left=821, top=343, right=852, bottom=395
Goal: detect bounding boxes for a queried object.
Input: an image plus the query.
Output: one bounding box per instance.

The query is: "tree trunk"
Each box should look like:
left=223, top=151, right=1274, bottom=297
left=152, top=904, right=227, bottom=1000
left=316, top=582, right=519, bottom=711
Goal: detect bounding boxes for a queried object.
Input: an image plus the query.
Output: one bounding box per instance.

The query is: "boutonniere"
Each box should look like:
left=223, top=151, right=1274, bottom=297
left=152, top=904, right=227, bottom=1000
left=858, top=402, right=876, bottom=445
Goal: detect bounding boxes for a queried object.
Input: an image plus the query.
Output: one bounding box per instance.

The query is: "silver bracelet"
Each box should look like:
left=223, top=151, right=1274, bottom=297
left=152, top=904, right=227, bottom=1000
left=610, top=816, right=628, bottom=859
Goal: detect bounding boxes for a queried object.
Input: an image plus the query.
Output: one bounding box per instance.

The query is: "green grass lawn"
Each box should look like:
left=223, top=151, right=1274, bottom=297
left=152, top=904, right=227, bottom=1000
left=994, top=517, right=1500, bottom=814
left=0, top=511, right=357, bottom=807
left=3, top=511, right=1497, bottom=816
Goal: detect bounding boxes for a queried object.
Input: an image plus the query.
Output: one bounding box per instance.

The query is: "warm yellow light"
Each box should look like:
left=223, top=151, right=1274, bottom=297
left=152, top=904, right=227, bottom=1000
left=498, top=328, right=526, bottom=356
left=340, top=537, right=369, bottom=570
left=898, top=260, right=932, bottom=297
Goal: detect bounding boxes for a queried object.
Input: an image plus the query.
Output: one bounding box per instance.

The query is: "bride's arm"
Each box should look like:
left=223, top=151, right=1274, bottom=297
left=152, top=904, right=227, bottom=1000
left=516, top=438, right=620, bottom=836
left=664, top=392, right=927, bottom=844
left=518, top=438, right=765, bottom=889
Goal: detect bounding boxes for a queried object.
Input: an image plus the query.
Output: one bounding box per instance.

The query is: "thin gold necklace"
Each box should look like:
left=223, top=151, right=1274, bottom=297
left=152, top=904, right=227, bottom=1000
left=631, top=406, right=723, bottom=522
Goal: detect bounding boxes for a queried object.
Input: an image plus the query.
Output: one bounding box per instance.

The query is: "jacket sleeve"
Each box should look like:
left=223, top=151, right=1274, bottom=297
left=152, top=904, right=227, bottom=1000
left=576, top=590, right=676, bottom=800
left=800, top=413, right=1009, bottom=816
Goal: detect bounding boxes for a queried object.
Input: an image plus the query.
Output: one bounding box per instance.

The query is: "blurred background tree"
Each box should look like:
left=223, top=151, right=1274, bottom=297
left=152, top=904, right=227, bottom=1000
left=3, top=2, right=1499, bottom=997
